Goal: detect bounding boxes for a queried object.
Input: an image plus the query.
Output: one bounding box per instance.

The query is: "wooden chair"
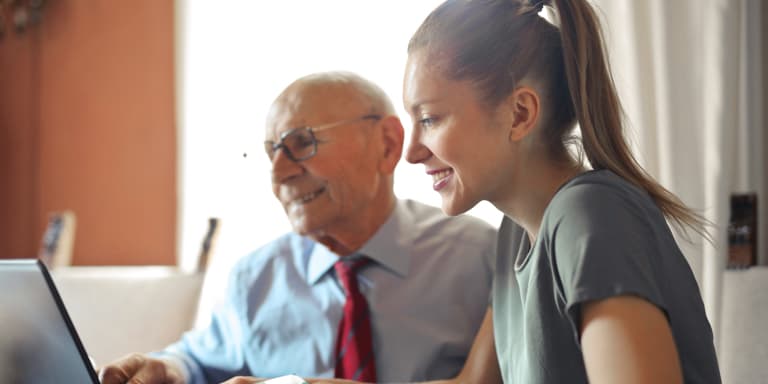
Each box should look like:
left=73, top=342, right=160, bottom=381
left=38, top=210, right=77, bottom=269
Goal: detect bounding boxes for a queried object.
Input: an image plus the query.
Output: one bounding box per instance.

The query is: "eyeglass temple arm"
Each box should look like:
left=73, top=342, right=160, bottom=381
left=309, top=114, right=381, bottom=133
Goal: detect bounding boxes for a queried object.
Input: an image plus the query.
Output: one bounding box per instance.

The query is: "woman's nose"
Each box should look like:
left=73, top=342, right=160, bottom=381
left=405, top=129, right=431, bottom=164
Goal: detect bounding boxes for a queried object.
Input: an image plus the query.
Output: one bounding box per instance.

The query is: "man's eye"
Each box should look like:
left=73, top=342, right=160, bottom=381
left=291, top=135, right=314, bottom=148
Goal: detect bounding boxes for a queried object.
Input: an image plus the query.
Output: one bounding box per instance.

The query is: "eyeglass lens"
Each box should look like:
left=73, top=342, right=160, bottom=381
left=265, top=128, right=316, bottom=162
left=281, top=128, right=316, bottom=161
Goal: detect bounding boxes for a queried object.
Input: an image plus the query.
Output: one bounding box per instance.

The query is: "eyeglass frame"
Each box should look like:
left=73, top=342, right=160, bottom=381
left=264, top=114, right=382, bottom=163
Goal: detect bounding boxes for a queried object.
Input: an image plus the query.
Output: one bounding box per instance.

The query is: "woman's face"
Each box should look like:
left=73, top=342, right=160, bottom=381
left=403, top=51, right=513, bottom=216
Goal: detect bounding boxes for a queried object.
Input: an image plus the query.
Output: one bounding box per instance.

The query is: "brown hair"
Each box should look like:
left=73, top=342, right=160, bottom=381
left=408, top=0, right=708, bottom=239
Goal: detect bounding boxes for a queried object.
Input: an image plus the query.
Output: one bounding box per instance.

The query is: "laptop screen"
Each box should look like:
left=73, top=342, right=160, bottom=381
left=0, top=259, right=99, bottom=383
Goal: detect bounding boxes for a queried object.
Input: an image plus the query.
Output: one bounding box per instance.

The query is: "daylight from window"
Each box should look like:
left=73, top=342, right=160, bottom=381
left=177, top=1, right=503, bottom=272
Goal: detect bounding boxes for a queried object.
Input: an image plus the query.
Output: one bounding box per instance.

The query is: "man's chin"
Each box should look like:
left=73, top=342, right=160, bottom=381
left=290, top=218, right=322, bottom=237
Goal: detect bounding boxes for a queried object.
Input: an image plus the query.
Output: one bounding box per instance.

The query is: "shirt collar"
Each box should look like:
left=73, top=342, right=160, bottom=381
left=306, top=199, right=416, bottom=285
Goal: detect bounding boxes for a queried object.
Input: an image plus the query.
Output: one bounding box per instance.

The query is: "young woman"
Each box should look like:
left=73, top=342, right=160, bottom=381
left=403, top=0, right=721, bottom=383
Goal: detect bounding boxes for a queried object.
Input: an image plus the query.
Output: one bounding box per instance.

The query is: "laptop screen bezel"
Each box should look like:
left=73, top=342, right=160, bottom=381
left=2, top=259, right=100, bottom=383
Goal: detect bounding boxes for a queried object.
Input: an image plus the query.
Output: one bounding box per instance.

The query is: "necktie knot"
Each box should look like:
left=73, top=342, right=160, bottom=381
left=334, top=257, right=369, bottom=297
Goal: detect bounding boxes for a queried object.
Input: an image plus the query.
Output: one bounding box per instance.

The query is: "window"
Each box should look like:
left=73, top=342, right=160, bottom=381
left=177, top=1, right=502, bottom=271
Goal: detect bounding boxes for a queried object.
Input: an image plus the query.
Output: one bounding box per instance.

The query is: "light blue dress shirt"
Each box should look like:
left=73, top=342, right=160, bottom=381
left=158, top=199, right=496, bottom=384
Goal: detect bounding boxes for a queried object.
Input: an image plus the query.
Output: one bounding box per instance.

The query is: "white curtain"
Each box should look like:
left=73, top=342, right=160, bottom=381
left=592, top=0, right=764, bottom=352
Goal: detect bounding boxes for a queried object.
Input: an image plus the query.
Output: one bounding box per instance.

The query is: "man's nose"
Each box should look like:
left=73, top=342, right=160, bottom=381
left=271, top=148, right=304, bottom=183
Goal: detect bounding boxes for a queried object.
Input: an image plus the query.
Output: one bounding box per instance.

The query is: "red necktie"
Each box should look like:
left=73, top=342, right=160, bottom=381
left=334, top=258, right=376, bottom=382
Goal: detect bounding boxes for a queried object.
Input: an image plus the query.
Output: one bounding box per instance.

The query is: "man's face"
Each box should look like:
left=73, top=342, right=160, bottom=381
left=265, top=84, right=386, bottom=238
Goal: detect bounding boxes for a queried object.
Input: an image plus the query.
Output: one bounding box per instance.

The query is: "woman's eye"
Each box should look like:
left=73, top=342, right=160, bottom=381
left=418, top=116, right=436, bottom=129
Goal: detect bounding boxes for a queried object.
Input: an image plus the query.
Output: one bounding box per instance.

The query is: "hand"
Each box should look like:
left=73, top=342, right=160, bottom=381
left=219, top=376, right=355, bottom=384
left=98, top=353, right=185, bottom=384
left=219, top=377, right=264, bottom=384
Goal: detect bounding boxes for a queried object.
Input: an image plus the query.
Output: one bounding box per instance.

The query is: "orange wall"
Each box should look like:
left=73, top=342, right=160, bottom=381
left=0, top=1, right=176, bottom=265
left=0, top=19, right=38, bottom=259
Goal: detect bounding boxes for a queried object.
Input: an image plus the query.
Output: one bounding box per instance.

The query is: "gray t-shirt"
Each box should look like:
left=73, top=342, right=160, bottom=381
left=493, top=170, right=721, bottom=383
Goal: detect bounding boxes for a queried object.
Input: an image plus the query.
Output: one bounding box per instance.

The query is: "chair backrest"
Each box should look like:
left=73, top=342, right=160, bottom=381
left=38, top=210, right=77, bottom=269
left=720, top=267, right=768, bottom=383
left=197, top=217, right=220, bottom=273
left=53, top=267, right=204, bottom=366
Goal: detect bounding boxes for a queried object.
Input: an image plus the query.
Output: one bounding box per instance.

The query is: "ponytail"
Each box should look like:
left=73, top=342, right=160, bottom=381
left=552, top=0, right=709, bottom=240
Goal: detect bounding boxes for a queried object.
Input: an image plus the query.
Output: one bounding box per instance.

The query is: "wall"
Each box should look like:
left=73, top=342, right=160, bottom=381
left=0, top=1, right=176, bottom=265
left=0, top=12, right=38, bottom=260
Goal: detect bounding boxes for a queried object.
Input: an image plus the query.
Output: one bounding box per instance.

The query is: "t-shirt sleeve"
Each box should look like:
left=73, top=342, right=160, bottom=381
left=547, top=183, right=668, bottom=341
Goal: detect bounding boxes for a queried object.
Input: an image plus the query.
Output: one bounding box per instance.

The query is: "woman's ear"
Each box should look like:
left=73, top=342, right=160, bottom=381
left=504, top=86, right=540, bottom=142
left=377, top=115, right=404, bottom=174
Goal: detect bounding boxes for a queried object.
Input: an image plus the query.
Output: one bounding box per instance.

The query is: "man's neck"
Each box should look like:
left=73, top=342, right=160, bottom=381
left=313, top=194, right=397, bottom=257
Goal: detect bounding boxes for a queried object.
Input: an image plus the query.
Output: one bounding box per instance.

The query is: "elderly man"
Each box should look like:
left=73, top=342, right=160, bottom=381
left=99, top=71, right=497, bottom=384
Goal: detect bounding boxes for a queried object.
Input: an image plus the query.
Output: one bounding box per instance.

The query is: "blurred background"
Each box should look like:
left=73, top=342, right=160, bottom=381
left=0, top=0, right=761, bottom=267
left=0, top=0, right=503, bottom=269
left=2, top=0, right=766, bottom=312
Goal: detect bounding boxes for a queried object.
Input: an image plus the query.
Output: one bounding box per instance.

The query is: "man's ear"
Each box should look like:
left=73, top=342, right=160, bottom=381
left=504, top=86, right=540, bottom=142
left=377, top=115, right=404, bottom=175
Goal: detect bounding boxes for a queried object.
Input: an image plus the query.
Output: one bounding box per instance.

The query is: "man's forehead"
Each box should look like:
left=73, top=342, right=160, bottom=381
left=266, top=84, right=365, bottom=136
left=265, top=100, right=321, bottom=138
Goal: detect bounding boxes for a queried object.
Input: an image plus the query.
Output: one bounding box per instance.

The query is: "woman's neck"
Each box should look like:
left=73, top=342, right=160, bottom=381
left=494, top=158, right=586, bottom=243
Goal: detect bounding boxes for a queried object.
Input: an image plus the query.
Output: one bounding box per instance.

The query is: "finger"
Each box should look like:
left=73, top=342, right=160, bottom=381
left=219, top=376, right=262, bottom=384
left=127, top=364, right=166, bottom=384
left=99, top=354, right=147, bottom=384
left=130, top=357, right=185, bottom=384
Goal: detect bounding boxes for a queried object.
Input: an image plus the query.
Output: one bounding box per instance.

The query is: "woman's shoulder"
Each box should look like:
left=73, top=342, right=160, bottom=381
left=543, top=170, right=666, bottom=240
left=550, top=170, right=657, bottom=215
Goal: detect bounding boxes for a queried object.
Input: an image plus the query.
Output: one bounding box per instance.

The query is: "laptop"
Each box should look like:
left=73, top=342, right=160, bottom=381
left=0, top=259, right=99, bottom=383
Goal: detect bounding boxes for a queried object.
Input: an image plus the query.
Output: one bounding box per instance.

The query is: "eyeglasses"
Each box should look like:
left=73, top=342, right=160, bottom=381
left=264, top=114, right=381, bottom=162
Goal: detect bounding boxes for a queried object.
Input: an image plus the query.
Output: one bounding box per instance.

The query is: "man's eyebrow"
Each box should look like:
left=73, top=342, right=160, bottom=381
left=265, top=120, right=306, bottom=140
